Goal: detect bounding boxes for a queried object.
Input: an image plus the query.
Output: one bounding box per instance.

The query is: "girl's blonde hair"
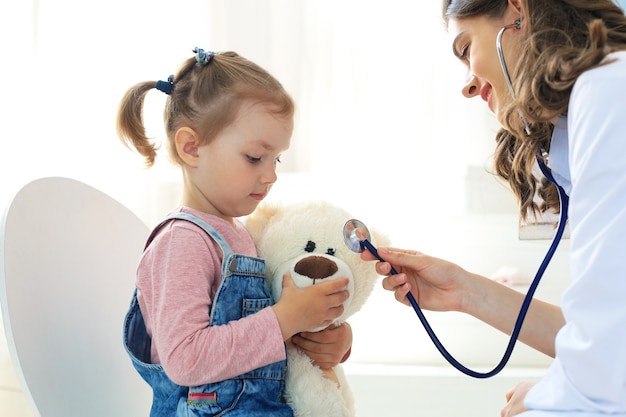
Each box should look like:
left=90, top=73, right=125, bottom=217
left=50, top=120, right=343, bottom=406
left=116, top=50, right=295, bottom=167
left=443, top=0, right=626, bottom=219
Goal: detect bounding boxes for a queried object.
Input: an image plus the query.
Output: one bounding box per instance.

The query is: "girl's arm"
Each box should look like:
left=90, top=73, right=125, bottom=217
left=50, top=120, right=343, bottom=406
left=139, top=226, right=286, bottom=386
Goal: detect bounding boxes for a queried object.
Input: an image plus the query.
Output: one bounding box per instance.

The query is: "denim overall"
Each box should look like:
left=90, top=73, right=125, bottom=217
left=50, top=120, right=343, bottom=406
left=123, top=213, right=292, bottom=417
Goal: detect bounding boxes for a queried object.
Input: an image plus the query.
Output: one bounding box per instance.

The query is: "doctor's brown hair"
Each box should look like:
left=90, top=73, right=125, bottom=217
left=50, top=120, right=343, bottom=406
left=443, top=0, right=626, bottom=219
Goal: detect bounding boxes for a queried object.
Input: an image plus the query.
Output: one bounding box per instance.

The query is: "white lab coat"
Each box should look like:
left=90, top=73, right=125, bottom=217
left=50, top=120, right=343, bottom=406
left=522, top=51, right=626, bottom=415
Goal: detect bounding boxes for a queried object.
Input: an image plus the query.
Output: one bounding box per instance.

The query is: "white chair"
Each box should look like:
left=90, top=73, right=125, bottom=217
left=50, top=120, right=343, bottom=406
left=0, top=177, right=152, bottom=417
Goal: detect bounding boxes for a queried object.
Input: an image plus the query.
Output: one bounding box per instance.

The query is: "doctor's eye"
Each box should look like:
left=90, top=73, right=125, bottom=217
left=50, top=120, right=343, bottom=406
left=305, top=241, right=316, bottom=253
left=326, top=248, right=336, bottom=256
left=460, top=44, right=470, bottom=61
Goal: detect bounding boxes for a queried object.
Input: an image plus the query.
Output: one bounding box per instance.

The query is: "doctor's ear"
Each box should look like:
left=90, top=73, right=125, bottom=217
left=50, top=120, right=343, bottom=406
left=174, top=127, right=201, bottom=167
left=507, top=0, right=524, bottom=29
left=508, top=0, right=521, bottom=10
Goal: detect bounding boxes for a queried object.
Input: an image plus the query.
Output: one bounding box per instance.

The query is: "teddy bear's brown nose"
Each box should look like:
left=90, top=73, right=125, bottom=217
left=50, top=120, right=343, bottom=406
left=294, top=256, right=338, bottom=281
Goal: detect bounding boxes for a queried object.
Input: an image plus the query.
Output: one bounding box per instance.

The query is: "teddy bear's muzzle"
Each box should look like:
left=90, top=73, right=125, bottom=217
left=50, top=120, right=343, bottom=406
left=294, top=255, right=339, bottom=281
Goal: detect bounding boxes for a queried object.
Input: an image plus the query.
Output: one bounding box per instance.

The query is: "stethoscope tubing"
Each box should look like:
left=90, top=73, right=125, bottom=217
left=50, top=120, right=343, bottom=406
left=363, top=157, right=568, bottom=378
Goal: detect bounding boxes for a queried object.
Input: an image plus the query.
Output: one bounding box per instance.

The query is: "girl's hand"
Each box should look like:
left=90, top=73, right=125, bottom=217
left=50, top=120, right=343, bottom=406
left=501, top=381, right=534, bottom=417
left=292, top=322, right=352, bottom=369
left=273, top=273, right=350, bottom=341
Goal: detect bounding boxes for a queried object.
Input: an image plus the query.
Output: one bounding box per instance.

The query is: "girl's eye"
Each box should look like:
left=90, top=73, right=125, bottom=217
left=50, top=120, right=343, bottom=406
left=246, top=154, right=282, bottom=164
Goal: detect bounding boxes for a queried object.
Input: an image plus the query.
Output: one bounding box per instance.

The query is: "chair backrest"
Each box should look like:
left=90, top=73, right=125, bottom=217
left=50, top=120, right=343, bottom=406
left=0, top=177, right=152, bottom=417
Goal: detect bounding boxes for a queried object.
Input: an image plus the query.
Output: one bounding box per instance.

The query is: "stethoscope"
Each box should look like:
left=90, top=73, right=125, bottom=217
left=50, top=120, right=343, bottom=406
left=342, top=19, right=570, bottom=378
left=343, top=160, right=568, bottom=378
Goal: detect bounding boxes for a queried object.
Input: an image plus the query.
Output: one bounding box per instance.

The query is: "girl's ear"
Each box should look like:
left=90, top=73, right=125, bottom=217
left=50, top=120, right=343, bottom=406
left=174, top=127, right=201, bottom=167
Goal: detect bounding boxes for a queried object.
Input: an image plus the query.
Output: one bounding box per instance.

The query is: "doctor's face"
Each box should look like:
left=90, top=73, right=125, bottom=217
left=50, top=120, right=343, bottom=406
left=448, top=11, right=522, bottom=122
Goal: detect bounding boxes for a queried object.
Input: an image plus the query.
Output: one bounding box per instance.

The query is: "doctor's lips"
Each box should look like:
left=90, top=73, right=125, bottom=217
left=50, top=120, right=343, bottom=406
left=480, top=84, right=493, bottom=111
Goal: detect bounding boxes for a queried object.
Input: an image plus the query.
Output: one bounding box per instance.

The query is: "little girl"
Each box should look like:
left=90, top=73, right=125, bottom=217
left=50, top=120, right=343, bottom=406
left=120, top=48, right=352, bottom=416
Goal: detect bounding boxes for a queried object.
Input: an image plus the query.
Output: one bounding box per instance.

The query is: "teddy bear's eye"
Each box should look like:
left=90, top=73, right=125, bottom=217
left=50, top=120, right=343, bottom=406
left=304, top=241, right=316, bottom=253
left=326, top=248, right=336, bottom=256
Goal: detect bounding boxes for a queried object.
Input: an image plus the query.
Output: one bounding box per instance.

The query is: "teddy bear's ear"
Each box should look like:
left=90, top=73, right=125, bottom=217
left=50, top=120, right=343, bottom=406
left=245, top=201, right=282, bottom=242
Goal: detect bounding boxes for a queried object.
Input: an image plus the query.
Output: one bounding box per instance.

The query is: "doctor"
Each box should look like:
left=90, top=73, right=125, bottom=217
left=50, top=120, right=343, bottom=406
left=367, top=0, right=626, bottom=415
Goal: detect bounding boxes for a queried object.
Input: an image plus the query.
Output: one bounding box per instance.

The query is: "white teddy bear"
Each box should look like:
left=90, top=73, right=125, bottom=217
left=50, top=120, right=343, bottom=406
left=246, top=200, right=388, bottom=417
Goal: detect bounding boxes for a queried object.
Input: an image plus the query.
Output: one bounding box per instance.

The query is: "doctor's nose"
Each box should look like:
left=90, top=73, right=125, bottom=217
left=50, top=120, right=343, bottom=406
left=462, top=74, right=481, bottom=99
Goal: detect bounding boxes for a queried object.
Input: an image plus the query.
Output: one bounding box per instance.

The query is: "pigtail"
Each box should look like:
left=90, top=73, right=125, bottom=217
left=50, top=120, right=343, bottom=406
left=116, top=81, right=160, bottom=167
left=117, top=49, right=294, bottom=169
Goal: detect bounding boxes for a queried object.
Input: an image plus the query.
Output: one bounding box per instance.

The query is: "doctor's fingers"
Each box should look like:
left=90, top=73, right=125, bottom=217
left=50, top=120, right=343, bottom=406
left=375, top=246, right=424, bottom=268
left=360, top=246, right=420, bottom=262
left=500, top=381, right=533, bottom=417
left=381, top=273, right=410, bottom=291
left=381, top=275, right=413, bottom=306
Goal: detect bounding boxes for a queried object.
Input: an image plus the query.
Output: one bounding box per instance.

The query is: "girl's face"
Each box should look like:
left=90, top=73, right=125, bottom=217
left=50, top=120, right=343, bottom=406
left=448, top=5, right=522, bottom=121
left=190, top=101, right=293, bottom=221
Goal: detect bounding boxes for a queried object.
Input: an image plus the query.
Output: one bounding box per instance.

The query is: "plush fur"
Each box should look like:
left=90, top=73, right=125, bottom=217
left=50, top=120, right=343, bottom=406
left=246, top=200, right=388, bottom=417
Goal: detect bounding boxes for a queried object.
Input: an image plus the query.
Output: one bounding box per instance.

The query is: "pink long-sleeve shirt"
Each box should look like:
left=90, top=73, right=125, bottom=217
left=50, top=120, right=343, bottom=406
left=136, top=207, right=286, bottom=387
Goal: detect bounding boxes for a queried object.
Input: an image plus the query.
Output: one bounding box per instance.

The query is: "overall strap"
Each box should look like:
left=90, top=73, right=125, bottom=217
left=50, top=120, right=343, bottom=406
left=145, top=212, right=234, bottom=260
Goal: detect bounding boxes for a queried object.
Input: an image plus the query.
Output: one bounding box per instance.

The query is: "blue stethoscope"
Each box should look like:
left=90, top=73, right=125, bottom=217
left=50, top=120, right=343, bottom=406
left=343, top=157, right=568, bottom=378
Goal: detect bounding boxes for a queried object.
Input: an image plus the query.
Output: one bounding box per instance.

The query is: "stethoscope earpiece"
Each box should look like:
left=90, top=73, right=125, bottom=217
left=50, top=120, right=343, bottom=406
left=497, top=18, right=531, bottom=134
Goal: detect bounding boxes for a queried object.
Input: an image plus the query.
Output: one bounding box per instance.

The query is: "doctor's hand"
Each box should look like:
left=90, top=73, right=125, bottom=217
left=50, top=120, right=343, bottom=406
left=362, top=247, right=473, bottom=313
left=501, top=381, right=534, bottom=417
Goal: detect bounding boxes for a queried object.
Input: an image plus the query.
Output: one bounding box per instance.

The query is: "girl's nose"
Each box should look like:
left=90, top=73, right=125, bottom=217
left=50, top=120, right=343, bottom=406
left=262, top=165, right=278, bottom=184
left=462, top=73, right=481, bottom=98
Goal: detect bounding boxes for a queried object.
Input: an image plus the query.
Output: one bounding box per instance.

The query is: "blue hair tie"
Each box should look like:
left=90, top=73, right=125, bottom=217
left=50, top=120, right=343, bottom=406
left=156, top=75, right=174, bottom=95
left=193, top=47, right=215, bottom=65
